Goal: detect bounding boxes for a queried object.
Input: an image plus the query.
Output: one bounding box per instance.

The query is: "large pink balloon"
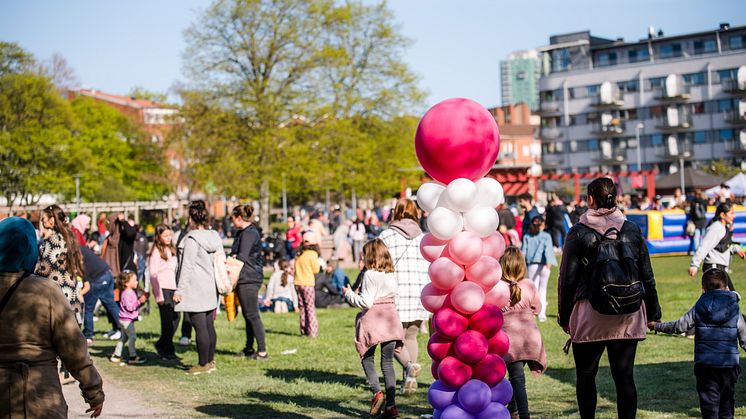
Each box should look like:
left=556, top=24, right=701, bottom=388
left=482, top=232, right=507, bottom=260
left=469, top=304, right=504, bottom=339
left=447, top=231, right=483, bottom=266
left=429, top=257, right=465, bottom=291
left=465, top=256, right=502, bottom=291
left=472, top=354, right=507, bottom=387
left=428, top=332, right=454, bottom=361
left=454, top=330, right=488, bottom=365
left=415, top=98, right=501, bottom=184
left=487, top=330, right=510, bottom=357
left=450, top=281, right=485, bottom=315
left=484, top=281, right=511, bottom=309
left=438, top=356, right=473, bottom=388
left=420, top=233, right=449, bottom=262
left=421, top=283, right=449, bottom=313
left=433, top=307, right=469, bottom=339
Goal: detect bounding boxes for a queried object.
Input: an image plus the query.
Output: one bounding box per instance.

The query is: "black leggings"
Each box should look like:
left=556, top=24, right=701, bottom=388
left=507, top=362, right=530, bottom=418
left=156, top=289, right=179, bottom=356
left=362, top=341, right=396, bottom=408
left=572, top=339, right=638, bottom=419
left=236, top=282, right=267, bottom=353
left=187, top=310, right=216, bottom=366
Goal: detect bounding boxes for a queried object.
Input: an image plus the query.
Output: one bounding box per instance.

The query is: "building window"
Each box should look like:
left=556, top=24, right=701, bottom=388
left=628, top=48, right=650, bottom=63
left=516, top=71, right=526, bottom=80
left=729, top=35, right=745, bottom=50
left=552, top=48, right=571, bottom=72
left=659, top=44, right=682, bottom=59
left=587, top=139, right=599, bottom=151
left=568, top=115, right=576, bottom=126
left=596, top=52, right=617, bottom=67
left=617, top=79, right=638, bottom=92
left=651, top=134, right=664, bottom=146
left=717, top=68, right=737, bottom=83
left=689, top=102, right=706, bottom=114
left=693, top=39, right=717, bottom=54
left=587, top=85, right=600, bottom=96
left=718, top=99, right=734, bottom=112
left=648, top=76, right=665, bottom=90
left=720, top=129, right=735, bottom=141
left=683, top=72, right=706, bottom=86
left=693, top=131, right=707, bottom=144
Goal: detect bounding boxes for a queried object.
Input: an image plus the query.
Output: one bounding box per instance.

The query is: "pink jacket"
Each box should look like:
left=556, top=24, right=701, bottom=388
left=119, top=289, right=141, bottom=322
left=148, top=247, right=177, bottom=303
left=501, top=279, right=547, bottom=374
left=354, top=297, right=404, bottom=357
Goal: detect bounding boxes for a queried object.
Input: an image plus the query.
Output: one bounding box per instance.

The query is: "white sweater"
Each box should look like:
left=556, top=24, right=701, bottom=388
left=265, top=271, right=298, bottom=307
left=345, top=270, right=397, bottom=310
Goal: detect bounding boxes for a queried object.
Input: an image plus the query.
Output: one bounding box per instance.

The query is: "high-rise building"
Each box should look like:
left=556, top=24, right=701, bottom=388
left=536, top=24, right=746, bottom=180
left=500, top=49, right=540, bottom=110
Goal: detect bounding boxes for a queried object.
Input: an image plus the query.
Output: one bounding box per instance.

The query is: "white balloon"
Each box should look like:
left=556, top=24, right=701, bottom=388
left=463, top=206, right=500, bottom=237
left=416, top=182, right=445, bottom=213
left=427, top=207, right=464, bottom=241
left=474, top=178, right=505, bottom=208
left=444, top=178, right=477, bottom=213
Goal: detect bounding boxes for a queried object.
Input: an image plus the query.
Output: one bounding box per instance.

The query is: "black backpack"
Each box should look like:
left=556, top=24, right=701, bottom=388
left=581, top=224, right=643, bottom=315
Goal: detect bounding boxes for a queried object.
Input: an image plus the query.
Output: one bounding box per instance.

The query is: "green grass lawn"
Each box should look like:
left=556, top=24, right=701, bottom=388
left=86, top=257, right=746, bottom=418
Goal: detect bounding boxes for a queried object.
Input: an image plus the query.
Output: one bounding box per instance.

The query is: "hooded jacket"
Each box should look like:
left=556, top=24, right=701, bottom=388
left=175, top=229, right=223, bottom=313
left=656, top=289, right=746, bottom=368
left=231, top=224, right=263, bottom=285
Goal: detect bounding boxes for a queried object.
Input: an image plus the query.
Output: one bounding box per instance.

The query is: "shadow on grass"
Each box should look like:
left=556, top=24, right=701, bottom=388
left=544, top=359, right=746, bottom=417
left=265, top=368, right=361, bottom=387
left=245, top=390, right=369, bottom=417
left=88, top=344, right=187, bottom=370
left=195, top=403, right=312, bottom=418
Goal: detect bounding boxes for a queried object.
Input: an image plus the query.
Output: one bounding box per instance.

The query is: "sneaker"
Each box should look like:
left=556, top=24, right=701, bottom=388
left=128, top=356, right=146, bottom=365
left=86, top=338, right=93, bottom=346
left=108, top=331, right=122, bottom=341
left=179, top=337, right=191, bottom=346
left=402, top=377, right=417, bottom=395
left=381, top=405, right=400, bottom=419
left=163, top=353, right=180, bottom=361
left=249, top=352, right=269, bottom=360
left=401, top=362, right=421, bottom=395
left=186, top=364, right=211, bottom=375
left=238, top=348, right=256, bottom=357
left=104, top=329, right=116, bottom=338
left=369, top=391, right=385, bottom=416
left=207, top=360, right=217, bottom=373
left=109, top=355, right=122, bottom=364
left=538, top=315, right=547, bottom=322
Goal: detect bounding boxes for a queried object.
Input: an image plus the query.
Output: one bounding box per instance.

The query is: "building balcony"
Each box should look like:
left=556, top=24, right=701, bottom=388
left=726, top=136, right=746, bottom=156
left=590, top=121, right=626, bottom=137
left=538, top=100, right=562, bottom=115
left=723, top=109, right=746, bottom=125
left=540, top=126, right=563, bottom=140
left=591, top=93, right=624, bottom=108
left=722, top=79, right=746, bottom=94
left=541, top=153, right=565, bottom=167
left=654, top=115, right=692, bottom=130
left=658, top=140, right=694, bottom=161
left=656, top=87, right=691, bottom=101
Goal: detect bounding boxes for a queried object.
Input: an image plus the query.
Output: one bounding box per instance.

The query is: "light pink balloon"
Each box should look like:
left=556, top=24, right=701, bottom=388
left=465, top=256, right=502, bottom=291
left=415, top=98, right=501, bottom=184
left=447, top=231, right=483, bottom=266
left=420, top=233, right=448, bottom=263
left=482, top=232, right=507, bottom=260
left=484, top=281, right=511, bottom=309
left=429, top=257, right=465, bottom=291
left=450, top=281, right=485, bottom=315
left=421, top=283, right=449, bottom=313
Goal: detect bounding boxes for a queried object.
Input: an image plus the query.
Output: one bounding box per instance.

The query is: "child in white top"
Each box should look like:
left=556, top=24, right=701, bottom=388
left=264, top=259, right=298, bottom=312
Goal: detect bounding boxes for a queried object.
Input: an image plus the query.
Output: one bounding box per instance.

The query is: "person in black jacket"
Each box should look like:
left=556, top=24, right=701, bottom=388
left=557, top=177, right=661, bottom=419
left=230, top=204, right=267, bottom=360
left=118, top=216, right=137, bottom=272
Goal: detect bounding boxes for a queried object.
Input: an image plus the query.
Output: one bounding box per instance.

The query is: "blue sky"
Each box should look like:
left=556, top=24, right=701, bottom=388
left=1, top=0, right=744, bottom=111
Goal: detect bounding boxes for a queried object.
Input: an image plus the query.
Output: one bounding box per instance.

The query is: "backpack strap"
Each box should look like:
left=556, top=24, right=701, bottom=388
left=576, top=224, right=601, bottom=267
left=0, top=273, right=30, bottom=317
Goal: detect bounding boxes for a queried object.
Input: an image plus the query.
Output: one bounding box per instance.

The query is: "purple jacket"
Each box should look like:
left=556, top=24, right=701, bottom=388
left=118, top=288, right=141, bottom=322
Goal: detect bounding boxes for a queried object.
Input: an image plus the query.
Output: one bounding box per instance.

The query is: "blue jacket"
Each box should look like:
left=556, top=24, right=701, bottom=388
left=522, top=231, right=557, bottom=266
left=656, top=289, right=746, bottom=368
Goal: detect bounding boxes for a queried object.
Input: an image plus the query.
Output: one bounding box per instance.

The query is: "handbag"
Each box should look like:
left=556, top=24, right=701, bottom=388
left=226, top=256, right=244, bottom=287
left=685, top=220, right=696, bottom=237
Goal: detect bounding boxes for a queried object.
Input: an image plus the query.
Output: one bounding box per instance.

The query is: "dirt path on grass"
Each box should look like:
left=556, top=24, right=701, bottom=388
left=62, top=366, right=169, bottom=418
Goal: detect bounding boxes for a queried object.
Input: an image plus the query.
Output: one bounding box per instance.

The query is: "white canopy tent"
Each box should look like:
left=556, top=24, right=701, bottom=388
left=705, top=172, right=746, bottom=197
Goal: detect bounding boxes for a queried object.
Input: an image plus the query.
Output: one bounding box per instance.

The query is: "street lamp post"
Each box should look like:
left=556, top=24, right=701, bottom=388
left=74, top=175, right=80, bottom=215
left=635, top=123, right=644, bottom=172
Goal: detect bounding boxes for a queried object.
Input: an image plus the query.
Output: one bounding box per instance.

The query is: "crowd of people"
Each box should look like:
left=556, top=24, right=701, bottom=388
left=1, top=175, right=745, bottom=418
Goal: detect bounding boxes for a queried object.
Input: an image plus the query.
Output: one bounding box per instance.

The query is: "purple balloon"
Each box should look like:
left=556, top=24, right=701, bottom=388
left=428, top=380, right=458, bottom=411
left=491, top=379, right=514, bottom=405
left=441, top=404, right=475, bottom=419
left=433, top=409, right=442, bottom=419
left=457, top=379, right=492, bottom=414
left=476, top=402, right=510, bottom=419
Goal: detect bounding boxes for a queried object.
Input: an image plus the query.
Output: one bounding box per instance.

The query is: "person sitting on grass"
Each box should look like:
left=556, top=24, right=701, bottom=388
left=110, top=270, right=148, bottom=365
left=264, top=259, right=298, bottom=313
left=315, top=262, right=348, bottom=309
left=344, top=239, right=404, bottom=419
left=649, top=268, right=746, bottom=419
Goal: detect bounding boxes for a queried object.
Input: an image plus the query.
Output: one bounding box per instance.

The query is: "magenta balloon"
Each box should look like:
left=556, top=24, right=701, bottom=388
left=484, top=281, right=511, bottom=309
left=487, top=330, right=510, bottom=357
left=476, top=402, right=510, bottom=419
left=468, top=304, right=504, bottom=339
left=438, top=356, right=473, bottom=388
left=465, top=256, right=502, bottom=292
left=421, top=233, right=449, bottom=262
left=429, top=257, right=465, bottom=291
left=491, top=379, right=514, bottom=405
left=415, top=98, right=501, bottom=185
left=472, top=354, right=507, bottom=387
left=457, top=379, right=492, bottom=414
left=421, top=283, right=449, bottom=313
left=432, top=359, right=441, bottom=380
left=447, top=231, right=483, bottom=266
left=441, top=404, right=475, bottom=419
left=482, top=232, right=507, bottom=260
left=433, top=307, right=469, bottom=339
left=450, top=281, right=485, bottom=315
left=428, top=380, right=458, bottom=411
left=428, top=332, right=455, bottom=361
left=454, top=330, right=488, bottom=365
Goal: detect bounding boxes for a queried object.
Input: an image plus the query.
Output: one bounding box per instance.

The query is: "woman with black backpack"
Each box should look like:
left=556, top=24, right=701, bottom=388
left=557, top=177, right=661, bottom=419
left=689, top=202, right=745, bottom=290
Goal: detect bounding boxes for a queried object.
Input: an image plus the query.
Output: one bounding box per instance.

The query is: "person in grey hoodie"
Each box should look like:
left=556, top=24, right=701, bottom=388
left=378, top=198, right=429, bottom=395
left=174, top=201, right=223, bottom=375
left=689, top=202, right=745, bottom=290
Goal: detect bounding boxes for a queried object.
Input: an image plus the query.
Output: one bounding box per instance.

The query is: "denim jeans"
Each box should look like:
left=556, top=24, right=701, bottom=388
left=83, top=271, right=120, bottom=339
left=272, top=297, right=295, bottom=312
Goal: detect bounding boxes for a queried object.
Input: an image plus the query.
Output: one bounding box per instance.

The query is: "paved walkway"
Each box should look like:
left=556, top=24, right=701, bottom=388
left=62, top=366, right=166, bottom=418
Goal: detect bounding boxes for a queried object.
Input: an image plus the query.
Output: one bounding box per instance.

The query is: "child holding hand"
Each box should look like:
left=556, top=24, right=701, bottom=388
left=110, top=271, right=148, bottom=365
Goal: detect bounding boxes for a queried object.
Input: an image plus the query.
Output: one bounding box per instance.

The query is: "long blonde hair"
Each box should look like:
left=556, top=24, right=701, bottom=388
left=499, top=246, right=527, bottom=306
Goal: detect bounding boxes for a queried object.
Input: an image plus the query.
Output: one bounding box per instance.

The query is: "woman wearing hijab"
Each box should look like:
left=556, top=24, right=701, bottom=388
left=102, top=213, right=122, bottom=276
left=0, top=217, right=105, bottom=418
left=70, top=214, right=91, bottom=247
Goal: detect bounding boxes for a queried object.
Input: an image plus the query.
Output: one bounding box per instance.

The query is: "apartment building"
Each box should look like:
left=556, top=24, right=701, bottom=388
left=500, top=49, right=541, bottom=110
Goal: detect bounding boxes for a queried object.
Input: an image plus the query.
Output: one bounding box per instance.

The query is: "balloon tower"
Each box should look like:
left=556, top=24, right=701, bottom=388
left=416, top=98, right=513, bottom=419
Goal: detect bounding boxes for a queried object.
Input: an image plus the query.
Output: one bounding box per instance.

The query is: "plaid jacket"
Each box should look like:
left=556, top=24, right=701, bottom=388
left=379, top=228, right=431, bottom=322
